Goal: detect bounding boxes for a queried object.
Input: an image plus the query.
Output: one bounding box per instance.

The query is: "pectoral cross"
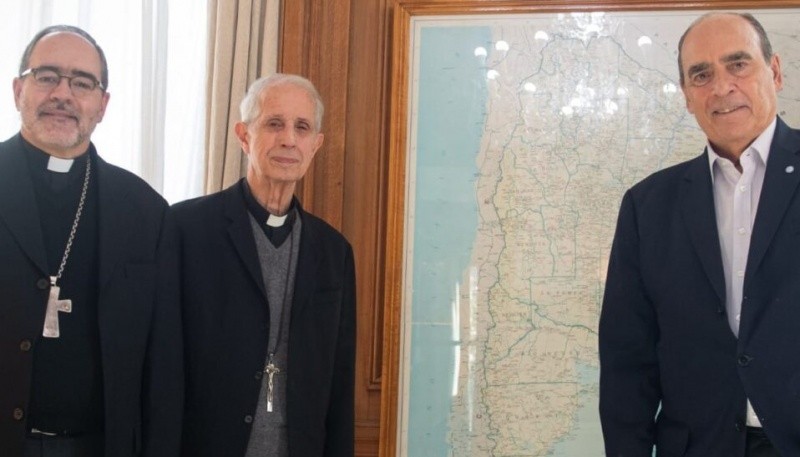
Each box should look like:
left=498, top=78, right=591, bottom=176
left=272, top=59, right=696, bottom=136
left=264, top=356, right=281, bottom=413
left=43, top=276, right=72, bottom=338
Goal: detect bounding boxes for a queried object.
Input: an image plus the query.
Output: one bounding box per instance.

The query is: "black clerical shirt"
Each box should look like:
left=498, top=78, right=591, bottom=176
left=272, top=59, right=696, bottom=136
left=23, top=139, right=104, bottom=435
left=240, top=180, right=296, bottom=246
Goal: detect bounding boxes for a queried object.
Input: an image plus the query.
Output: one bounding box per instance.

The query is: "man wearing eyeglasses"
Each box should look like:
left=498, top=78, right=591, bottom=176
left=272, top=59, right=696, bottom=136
left=0, top=25, right=182, bottom=457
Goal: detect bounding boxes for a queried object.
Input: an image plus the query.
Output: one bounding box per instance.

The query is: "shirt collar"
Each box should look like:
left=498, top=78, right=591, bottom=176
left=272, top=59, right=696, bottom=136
left=20, top=134, right=93, bottom=189
left=239, top=179, right=297, bottom=227
left=706, top=117, right=776, bottom=181
left=21, top=135, right=91, bottom=169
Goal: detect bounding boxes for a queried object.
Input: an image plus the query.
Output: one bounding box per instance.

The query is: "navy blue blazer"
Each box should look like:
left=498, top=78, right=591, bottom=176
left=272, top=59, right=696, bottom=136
left=0, top=134, right=183, bottom=457
left=173, top=181, right=356, bottom=457
left=599, top=117, right=800, bottom=456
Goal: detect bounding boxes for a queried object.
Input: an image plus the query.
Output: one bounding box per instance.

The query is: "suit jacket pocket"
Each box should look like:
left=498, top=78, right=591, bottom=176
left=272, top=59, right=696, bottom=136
left=111, top=262, right=157, bottom=333
left=656, top=416, right=689, bottom=457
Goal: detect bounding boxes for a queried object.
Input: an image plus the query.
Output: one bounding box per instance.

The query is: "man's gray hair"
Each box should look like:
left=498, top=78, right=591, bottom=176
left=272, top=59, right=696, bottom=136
left=239, top=73, right=325, bottom=131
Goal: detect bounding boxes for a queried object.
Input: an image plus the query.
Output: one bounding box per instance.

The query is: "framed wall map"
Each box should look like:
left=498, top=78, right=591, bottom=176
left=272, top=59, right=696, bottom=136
left=381, top=1, right=800, bottom=456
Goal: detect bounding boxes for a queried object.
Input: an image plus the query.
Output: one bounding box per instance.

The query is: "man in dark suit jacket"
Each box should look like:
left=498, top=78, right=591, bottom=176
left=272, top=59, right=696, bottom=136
left=0, top=26, right=182, bottom=457
left=174, top=74, right=355, bottom=457
left=599, top=12, right=800, bottom=457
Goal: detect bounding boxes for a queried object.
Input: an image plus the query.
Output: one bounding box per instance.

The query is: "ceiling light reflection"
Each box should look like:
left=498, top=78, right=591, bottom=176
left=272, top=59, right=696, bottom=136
left=662, top=83, right=678, bottom=94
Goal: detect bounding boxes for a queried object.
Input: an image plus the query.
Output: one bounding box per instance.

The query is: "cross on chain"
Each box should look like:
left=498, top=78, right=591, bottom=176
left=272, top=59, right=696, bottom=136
left=264, top=360, right=281, bottom=413
left=43, top=276, right=72, bottom=338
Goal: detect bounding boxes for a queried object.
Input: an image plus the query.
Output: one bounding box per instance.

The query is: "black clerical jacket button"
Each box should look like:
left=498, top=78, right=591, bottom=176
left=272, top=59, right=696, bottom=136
left=254, top=371, right=263, bottom=380
left=19, top=340, right=32, bottom=352
left=735, top=420, right=744, bottom=432
left=244, top=415, right=253, bottom=424
left=12, top=408, right=24, bottom=421
left=738, top=354, right=753, bottom=366
left=36, top=278, right=49, bottom=290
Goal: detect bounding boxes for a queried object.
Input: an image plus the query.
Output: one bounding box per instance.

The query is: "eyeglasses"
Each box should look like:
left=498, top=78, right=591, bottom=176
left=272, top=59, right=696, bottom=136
left=20, top=67, right=105, bottom=96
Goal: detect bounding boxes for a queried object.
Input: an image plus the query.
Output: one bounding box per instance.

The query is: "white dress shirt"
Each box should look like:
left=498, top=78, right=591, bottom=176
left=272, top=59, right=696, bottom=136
left=707, top=117, right=777, bottom=428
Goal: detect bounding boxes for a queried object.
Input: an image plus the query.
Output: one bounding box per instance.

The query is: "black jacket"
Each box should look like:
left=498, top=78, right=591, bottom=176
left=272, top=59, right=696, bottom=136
left=599, top=118, right=800, bottom=456
left=0, top=134, right=183, bottom=457
left=173, top=181, right=355, bottom=457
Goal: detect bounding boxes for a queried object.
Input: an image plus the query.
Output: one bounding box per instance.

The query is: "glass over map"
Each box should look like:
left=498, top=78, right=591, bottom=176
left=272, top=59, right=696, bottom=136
left=400, top=9, right=800, bottom=456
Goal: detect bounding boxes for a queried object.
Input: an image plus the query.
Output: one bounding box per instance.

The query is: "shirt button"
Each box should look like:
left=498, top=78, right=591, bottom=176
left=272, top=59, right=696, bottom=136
left=244, top=415, right=253, bottom=424
left=19, top=340, right=32, bottom=352
left=12, top=408, right=24, bottom=421
left=739, top=185, right=747, bottom=192
left=737, top=270, right=745, bottom=277
left=735, top=314, right=741, bottom=321
left=36, top=278, right=49, bottom=290
left=738, top=227, right=747, bottom=235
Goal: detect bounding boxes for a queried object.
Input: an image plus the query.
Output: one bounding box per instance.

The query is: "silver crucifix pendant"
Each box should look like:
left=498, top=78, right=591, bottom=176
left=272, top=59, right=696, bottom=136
left=43, top=276, right=72, bottom=338
left=264, top=359, right=281, bottom=413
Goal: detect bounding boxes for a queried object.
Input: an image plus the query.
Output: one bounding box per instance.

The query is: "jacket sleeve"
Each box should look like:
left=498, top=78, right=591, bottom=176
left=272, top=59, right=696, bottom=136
left=323, top=243, right=356, bottom=457
left=142, top=209, right=184, bottom=457
left=598, top=190, right=660, bottom=457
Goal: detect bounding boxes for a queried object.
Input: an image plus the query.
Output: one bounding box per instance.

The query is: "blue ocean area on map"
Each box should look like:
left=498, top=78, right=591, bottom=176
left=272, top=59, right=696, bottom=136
left=549, top=364, right=603, bottom=455
left=408, top=25, right=491, bottom=456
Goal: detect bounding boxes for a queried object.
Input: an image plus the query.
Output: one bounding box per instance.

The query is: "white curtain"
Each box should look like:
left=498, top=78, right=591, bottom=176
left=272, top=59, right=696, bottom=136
left=204, top=0, right=280, bottom=193
left=0, top=0, right=208, bottom=203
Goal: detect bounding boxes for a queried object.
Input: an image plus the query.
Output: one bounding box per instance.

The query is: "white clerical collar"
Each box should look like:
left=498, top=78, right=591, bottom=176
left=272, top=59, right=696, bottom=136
left=266, top=213, right=288, bottom=227
left=47, top=156, right=74, bottom=173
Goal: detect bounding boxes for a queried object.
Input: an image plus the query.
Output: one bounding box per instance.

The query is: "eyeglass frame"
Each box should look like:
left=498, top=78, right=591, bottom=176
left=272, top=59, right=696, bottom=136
left=19, top=66, right=106, bottom=94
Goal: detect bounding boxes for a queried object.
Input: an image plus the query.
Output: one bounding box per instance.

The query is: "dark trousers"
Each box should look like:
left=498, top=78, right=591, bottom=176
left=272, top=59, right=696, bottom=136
left=24, top=434, right=104, bottom=457
left=746, top=427, right=781, bottom=457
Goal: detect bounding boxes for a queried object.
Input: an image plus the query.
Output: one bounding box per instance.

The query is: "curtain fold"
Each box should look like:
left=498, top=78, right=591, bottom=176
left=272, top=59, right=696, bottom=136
left=204, top=0, right=277, bottom=193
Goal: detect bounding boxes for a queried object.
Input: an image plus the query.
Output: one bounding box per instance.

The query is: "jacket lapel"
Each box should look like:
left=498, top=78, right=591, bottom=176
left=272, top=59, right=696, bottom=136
left=224, top=183, right=268, bottom=300
left=746, top=118, right=800, bottom=276
left=680, top=152, right=726, bottom=304
left=96, top=153, right=135, bottom=292
left=0, top=135, right=48, bottom=275
left=290, top=206, right=321, bottom=320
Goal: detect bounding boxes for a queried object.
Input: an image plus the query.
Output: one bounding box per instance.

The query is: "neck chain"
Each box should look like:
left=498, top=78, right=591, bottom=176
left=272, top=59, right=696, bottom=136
left=55, top=156, right=92, bottom=285
left=42, top=155, right=91, bottom=338
left=264, top=213, right=297, bottom=412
